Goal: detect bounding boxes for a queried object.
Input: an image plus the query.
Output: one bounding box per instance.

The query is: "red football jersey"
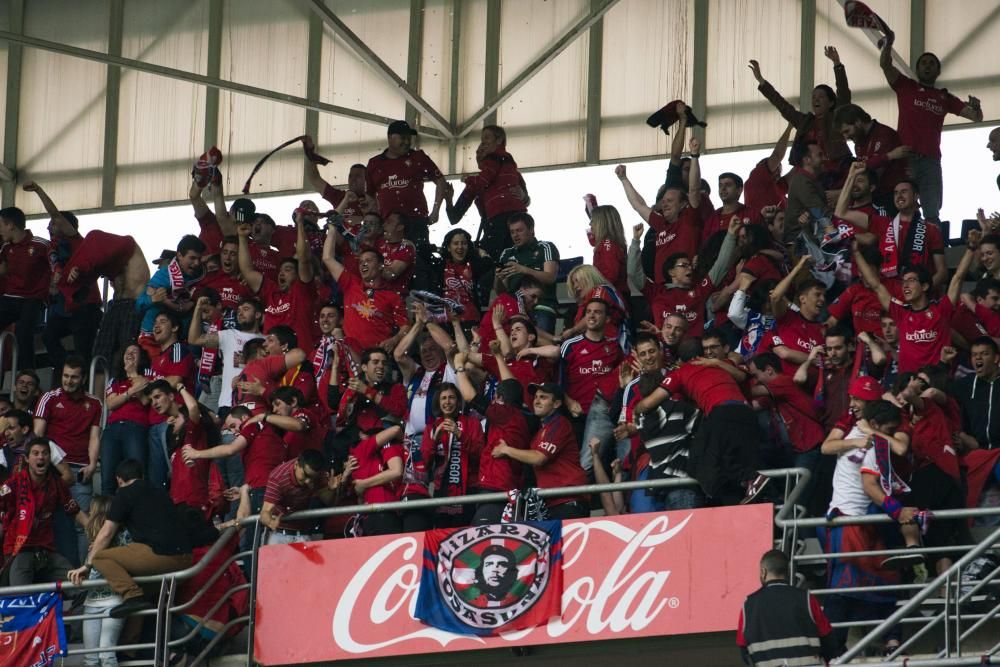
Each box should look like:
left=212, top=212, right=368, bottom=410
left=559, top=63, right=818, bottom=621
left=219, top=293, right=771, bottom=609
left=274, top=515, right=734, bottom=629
left=889, top=296, right=954, bottom=373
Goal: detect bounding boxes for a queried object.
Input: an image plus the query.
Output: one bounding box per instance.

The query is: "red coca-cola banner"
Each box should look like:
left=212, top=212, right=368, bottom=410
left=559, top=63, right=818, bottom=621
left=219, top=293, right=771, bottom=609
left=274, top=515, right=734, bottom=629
left=254, top=505, right=773, bottom=665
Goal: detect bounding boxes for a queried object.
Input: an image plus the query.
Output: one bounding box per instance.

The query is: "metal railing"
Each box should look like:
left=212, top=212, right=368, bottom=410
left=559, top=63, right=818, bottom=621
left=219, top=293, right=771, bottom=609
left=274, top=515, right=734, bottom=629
left=88, top=353, right=109, bottom=427
left=0, top=468, right=809, bottom=664
left=777, top=505, right=1000, bottom=665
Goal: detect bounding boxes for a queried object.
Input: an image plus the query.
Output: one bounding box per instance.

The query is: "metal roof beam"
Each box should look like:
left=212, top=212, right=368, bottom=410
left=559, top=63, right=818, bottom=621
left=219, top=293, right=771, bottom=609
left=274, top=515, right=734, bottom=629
left=404, top=0, right=424, bottom=130
left=456, top=0, right=621, bottom=139
left=304, top=0, right=453, bottom=138
left=0, top=28, right=448, bottom=141
left=100, top=0, right=124, bottom=209
left=584, top=0, right=604, bottom=164
left=1, top=0, right=24, bottom=207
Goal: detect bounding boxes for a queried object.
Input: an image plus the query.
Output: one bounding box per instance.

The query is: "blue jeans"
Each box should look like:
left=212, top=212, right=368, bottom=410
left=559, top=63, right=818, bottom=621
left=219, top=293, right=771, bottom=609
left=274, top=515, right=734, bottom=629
left=54, top=465, right=94, bottom=566
left=580, top=394, right=615, bottom=472
left=100, top=420, right=148, bottom=495
left=908, top=154, right=943, bottom=222
left=532, top=307, right=556, bottom=335
left=240, top=487, right=266, bottom=575
left=147, top=421, right=171, bottom=491
left=216, top=431, right=244, bottom=520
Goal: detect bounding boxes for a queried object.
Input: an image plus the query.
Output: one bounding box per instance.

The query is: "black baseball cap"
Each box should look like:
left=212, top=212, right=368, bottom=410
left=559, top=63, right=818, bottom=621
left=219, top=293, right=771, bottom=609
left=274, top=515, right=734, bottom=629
left=231, top=198, right=257, bottom=224
left=528, top=382, right=564, bottom=401
left=387, top=120, right=418, bottom=136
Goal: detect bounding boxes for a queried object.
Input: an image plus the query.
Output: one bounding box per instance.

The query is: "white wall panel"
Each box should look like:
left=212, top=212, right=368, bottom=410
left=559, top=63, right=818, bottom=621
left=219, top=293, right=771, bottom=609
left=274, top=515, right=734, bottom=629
left=16, top=0, right=109, bottom=213
left=116, top=0, right=208, bottom=206
left=600, top=0, right=694, bottom=163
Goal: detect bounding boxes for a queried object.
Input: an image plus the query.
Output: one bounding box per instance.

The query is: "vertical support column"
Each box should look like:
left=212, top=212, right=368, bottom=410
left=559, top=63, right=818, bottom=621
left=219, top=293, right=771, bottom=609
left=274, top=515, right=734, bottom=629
left=690, top=0, right=708, bottom=145
left=101, top=0, right=124, bottom=209
left=909, top=0, right=926, bottom=69
left=584, top=0, right=604, bottom=165
left=482, top=0, right=501, bottom=128
left=447, top=0, right=462, bottom=173
left=1, top=0, right=25, bottom=207
left=798, top=0, right=816, bottom=112
left=405, top=0, right=425, bottom=130
left=203, top=0, right=223, bottom=149
left=303, top=12, right=322, bottom=188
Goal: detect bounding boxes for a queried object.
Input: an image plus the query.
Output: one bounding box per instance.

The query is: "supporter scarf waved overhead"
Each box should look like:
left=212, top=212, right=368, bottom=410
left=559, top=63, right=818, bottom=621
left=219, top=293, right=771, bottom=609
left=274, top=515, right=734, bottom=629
left=415, top=521, right=563, bottom=636
left=843, top=1, right=890, bottom=33
left=242, top=136, right=331, bottom=194
left=0, top=592, right=67, bottom=666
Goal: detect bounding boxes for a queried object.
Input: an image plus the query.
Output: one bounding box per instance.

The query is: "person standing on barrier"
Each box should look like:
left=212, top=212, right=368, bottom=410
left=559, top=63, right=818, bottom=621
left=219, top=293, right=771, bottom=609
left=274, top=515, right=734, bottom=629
left=68, top=459, right=192, bottom=620
left=736, top=549, right=841, bottom=666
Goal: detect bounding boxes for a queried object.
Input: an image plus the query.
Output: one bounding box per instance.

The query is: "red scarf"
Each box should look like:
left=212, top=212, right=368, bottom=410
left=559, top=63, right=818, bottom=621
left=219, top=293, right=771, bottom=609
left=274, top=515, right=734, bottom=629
left=425, top=416, right=469, bottom=513
left=1, top=469, right=39, bottom=562
left=198, top=319, right=221, bottom=376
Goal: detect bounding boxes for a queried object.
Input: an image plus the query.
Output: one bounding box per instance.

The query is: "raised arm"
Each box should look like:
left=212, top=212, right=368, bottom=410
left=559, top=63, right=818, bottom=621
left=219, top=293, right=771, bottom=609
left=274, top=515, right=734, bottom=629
left=188, top=296, right=221, bottom=348
left=615, top=165, right=652, bottom=222
left=770, top=255, right=811, bottom=319
left=668, top=102, right=689, bottom=166
left=749, top=59, right=805, bottom=127
left=393, top=309, right=424, bottom=382
left=766, top=122, right=795, bottom=175
left=210, top=181, right=237, bottom=236
left=960, top=95, right=985, bottom=123
left=834, top=161, right=872, bottom=228
left=22, top=182, right=75, bottom=237
left=295, top=217, right=313, bottom=283
left=236, top=223, right=264, bottom=293
left=321, top=226, right=345, bottom=281
left=879, top=30, right=901, bottom=86
left=853, top=243, right=892, bottom=310
left=302, top=136, right=330, bottom=194
left=686, top=137, right=702, bottom=210
left=189, top=180, right=211, bottom=220
left=826, top=46, right=851, bottom=106
left=948, top=244, right=976, bottom=305
left=627, top=224, right=648, bottom=293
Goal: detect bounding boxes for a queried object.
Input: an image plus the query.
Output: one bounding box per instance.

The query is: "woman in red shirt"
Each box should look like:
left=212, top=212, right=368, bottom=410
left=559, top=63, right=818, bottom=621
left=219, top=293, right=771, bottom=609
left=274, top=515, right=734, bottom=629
left=100, top=344, right=152, bottom=495
left=420, top=383, right=485, bottom=527
left=589, top=205, right=629, bottom=300
left=436, top=228, right=491, bottom=326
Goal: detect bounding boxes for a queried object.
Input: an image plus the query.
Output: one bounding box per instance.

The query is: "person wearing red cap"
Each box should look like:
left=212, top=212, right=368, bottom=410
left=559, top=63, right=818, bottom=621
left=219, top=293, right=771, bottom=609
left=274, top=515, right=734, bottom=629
left=854, top=237, right=974, bottom=374
left=365, top=120, right=445, bottom=247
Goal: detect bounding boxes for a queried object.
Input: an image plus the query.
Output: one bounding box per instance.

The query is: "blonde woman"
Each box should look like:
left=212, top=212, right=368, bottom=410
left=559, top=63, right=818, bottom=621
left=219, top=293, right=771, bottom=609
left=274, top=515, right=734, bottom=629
left=82, top=495, right=129, bottom=667
left=560, top=264, right=628, bottom=349
left=589, top=205, right=629, bottom=300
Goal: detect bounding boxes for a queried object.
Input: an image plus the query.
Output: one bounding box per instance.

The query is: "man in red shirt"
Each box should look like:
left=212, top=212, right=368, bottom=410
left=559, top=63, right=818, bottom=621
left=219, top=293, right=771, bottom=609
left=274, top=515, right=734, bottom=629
left=766, top=257, right=826, bottom=374
left=33, top=355, right=102, bottom=563
left=366, top=119, right=445, bottom=246
left=377, top=213, right=416, bottom=295
left=879, top=30, right=983, bottom=223
left=744, top=123, right=793, bottom=216
left=259, top=449, right=350, bottom=545
left=834, top=104, right=909, bottom=216
left=702, top=172, right=757, bottom=242
left=477, top=277, right=542, bottom=351
left=750, top=351, right=825, bottom=506
left=146, top=379, right=213, bottom=516
left=617, top=164, right=703, bottom=285
left=322, top=227, right=409, bottom=353
left=237, top=219, right=318, bottom=352
left=0, top=438, right=87, bottom=585
left=854, top=238, right=974, bottom=374
left=199, top=236, right=251, bottom=327
left=492, top=382, right=588, bottom=520
left=0, top=206, right=50, bottom=371
left=304, top=137, right=373, bottom=229
left=636, top=338, right=765, bottom=504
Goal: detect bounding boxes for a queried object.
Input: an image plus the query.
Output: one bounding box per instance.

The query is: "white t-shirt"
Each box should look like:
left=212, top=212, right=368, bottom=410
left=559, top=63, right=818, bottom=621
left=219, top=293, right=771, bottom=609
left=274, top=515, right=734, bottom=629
left=217, top=329, right=265, bottom=408
left=0, top=440, right=67, bottom=469
left=828, top=425, right=873, bottom=517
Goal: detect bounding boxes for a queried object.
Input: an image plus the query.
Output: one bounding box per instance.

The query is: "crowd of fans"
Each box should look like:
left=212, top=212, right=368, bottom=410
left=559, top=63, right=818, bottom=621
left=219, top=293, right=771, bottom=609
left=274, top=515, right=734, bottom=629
left=1, top=29, right=1000, bottom=660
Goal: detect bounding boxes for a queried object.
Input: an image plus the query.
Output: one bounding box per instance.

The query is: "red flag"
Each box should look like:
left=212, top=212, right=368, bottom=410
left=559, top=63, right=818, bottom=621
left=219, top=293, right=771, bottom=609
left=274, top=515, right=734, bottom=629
left=0, top=592, right=67, bottom=666
left=843, top=1, right=890, bottom=33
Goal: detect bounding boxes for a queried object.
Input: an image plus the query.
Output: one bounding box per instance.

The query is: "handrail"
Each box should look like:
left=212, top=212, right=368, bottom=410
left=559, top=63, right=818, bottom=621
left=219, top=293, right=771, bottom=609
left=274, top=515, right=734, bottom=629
left=0, top=468, right=809, bottom=660
left=88, top=353, right=110, bottom=428
left=833, top=522, right=1000, bottom=664
left=0, top=329, right=18, bottom=391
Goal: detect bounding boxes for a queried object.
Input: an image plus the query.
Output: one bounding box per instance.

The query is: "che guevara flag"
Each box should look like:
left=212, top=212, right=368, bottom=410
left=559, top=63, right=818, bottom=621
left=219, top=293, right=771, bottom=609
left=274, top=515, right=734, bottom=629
left=0, top=592, right=67, bottom=666
left=415, top=521, right=563, bottom=636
